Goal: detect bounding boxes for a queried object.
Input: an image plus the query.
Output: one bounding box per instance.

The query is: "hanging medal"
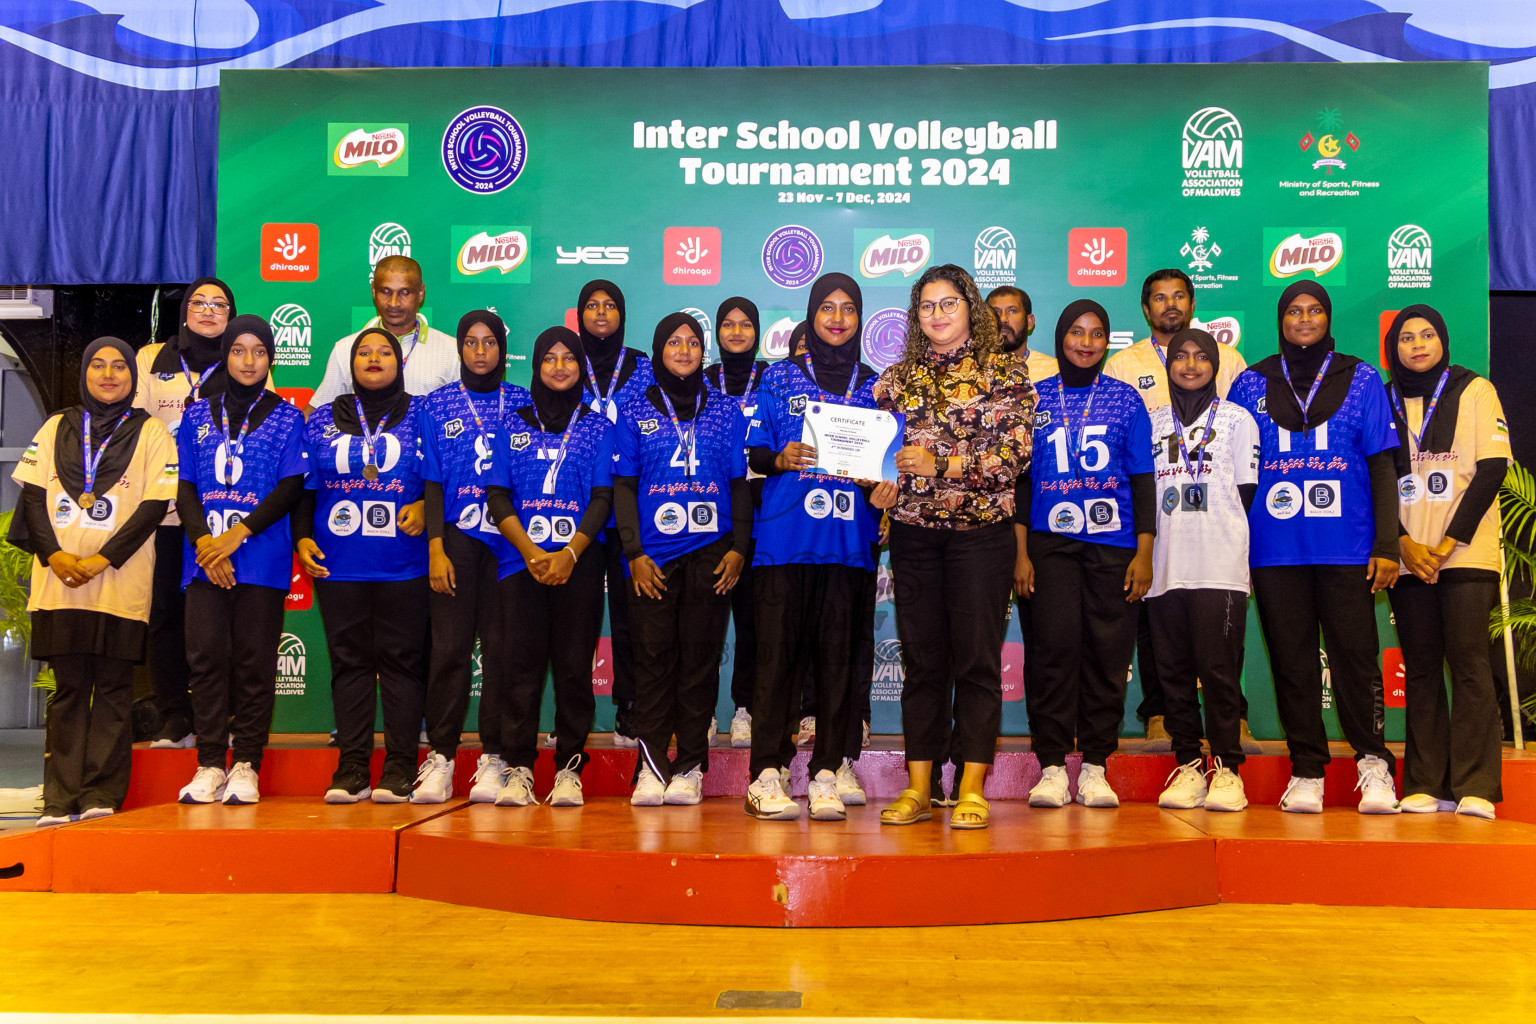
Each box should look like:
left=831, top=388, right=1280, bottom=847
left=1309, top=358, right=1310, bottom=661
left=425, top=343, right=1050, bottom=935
left=353, top=397, right=388, bottom=480
left=79, top=407, right=133, bottom=507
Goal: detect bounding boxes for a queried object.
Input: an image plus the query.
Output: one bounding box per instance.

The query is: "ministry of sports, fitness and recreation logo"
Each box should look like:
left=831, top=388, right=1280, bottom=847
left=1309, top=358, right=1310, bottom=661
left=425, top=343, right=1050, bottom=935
left=270, top=303, right=312, bottom=367
left=973, top=226, right=1016, bottom=289
left=328, top=124, right=408, bottom=176
left=856, top=229, right=932, bottom=281
left=276, top=633, right=306, bottom=696
left=762, top=225, right=824, bottom=288
left=1388, top=224, right=1432, bottom=290
left=369, top=222, right=411, bottom=270
left=442, top=105, right=528, bottom=194
left=1265, top=229, right=1346, bottom=285
left=1182, top=226, right=1221, bottom=273
left=862, top=308, right=909, bottom=372
left=1299, top=107, right=1359, bottom=176
left=1180, top=106, right=1243, bottom=198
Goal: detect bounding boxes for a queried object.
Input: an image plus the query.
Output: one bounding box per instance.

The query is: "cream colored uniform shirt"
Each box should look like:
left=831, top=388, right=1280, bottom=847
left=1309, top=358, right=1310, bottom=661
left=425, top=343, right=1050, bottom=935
left=1104, top=336, right=1248, bottom=411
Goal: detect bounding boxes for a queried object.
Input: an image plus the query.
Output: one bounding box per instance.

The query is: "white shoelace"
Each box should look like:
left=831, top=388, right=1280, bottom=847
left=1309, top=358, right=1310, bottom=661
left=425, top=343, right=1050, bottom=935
left=415, top=755, right=447, bottom=784
left=1355, top=759, right=1393, bottom=794
left=1163, top=759, right=1204, bottom=787
left=472, top=755, right=504, bottom=785
left=553, top=755, right=583, bottom=793
left=192, top=766, right=223, bottom=790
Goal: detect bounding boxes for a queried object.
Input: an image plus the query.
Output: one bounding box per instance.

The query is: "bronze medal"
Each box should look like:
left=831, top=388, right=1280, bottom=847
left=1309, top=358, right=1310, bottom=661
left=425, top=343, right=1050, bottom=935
left=363, top=464, right=379, bottom=481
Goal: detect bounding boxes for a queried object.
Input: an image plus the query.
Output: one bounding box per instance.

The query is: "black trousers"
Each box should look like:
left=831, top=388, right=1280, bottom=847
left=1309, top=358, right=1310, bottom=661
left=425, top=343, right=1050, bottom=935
left=890, top=521, right=1014, bottom=765
left=1026, top=533, right=1138, bottom=768
left=1134, top=603, right=1166, bottom=720
left=629, top=536, right=734, bottom=783
left=425, top=527, right=503, bottom=757
left=44, top=653, right=135, bottom=815
left=316, top=576, right=430, bottom=768
left=750, top=563, right=872, bottom=777
left=500, top=550, right=604, bottom=772
left=1389, top=573, right=1503, bottom=802
left=725, top=562, right=758, bottom=710
left=185, top=579, right=286, bottom=770
left=602, top=531, right=636, bottom=711
left=149, top=524, right=191, bottom=724
left=1252, top=564, right=1394, bottom=778
left=1148, top=588, right=1248, bottom=767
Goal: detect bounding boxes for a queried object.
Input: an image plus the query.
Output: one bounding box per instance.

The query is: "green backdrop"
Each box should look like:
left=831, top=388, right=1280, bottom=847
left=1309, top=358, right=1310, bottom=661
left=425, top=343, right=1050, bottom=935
left=216, top=63, right=1489, bottom=738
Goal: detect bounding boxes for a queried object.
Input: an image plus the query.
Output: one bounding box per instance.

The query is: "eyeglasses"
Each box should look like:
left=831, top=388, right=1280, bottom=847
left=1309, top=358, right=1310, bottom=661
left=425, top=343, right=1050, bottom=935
left=917, top=297, right=964, bottom=318
left=188, top=300, right=230, bottom=314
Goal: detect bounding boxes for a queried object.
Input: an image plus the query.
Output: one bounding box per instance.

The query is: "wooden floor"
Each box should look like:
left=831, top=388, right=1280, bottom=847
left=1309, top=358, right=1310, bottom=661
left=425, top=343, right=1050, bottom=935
left=0, top=892, right=1532, bottom=1022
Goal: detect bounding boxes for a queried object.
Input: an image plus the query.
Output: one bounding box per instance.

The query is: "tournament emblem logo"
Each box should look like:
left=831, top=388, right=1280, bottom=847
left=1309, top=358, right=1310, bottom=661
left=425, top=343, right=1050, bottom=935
left=276, top=633, right=307, bottom=696
left=369, top=222, right=411, bottom=268
left=508, top=432, right=532, bottom=451
left=270, top=303, right=313, bottom=367
left=1267, top=230, right=1346, bottom=283
left=762, top=225, right=824, bottom=288
left=330, top=125, right=407, bottom=173
left=1387, top=225, right=1433, bottom=290
left=457, top=229, right=528, bottom=276
left=973, top=226, right=1017, bottom=289
left=861, top=308, right=909, bottom=373
left=1181, top=106, right=1243, bottom=197
left=1299, top=107, right=1360, bottom=176
left=442, top=106, right=528, bottom=194
left=857, top=230, right=932, bottom=280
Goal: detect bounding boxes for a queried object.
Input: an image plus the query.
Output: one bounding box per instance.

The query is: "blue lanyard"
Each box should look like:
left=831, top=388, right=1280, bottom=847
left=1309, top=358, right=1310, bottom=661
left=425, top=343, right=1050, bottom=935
left=179, top=355, right=219, bottom=400
left=459, top=383, right=504, bottom=444
left=80, top=407, right=133, bottom=502
left=1171, top=398, right=1221, bottom=480
left=657, top=390, right=698, bottom=478
left=1279, top=351, right=1334, bottom=430
left=218, top=397, right=252, bottom=482
left=583, top=353, right=620, bottom=416
left=800, top=360, right=860, bottom=403
left=1055, top=374, right=1100, bottom=479
left=539, top=415, right=579, bottom=495
left=352, top=397, right=390, bottom=474
left=1390, top=369, right=1451, bottom=454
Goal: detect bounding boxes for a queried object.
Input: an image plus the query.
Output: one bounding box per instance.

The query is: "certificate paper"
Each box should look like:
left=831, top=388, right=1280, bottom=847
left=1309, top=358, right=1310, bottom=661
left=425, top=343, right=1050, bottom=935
left=800, top=401, right=905, bottom=481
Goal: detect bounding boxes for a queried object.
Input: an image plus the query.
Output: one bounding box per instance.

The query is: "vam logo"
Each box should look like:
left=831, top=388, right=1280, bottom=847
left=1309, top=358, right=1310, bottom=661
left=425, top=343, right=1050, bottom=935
left=369, top=222, right=411, bottom=269
left=1181, top=106, right=1243, bottom=197
left=276, top=633, right=307, bottom=695
left=872, top=638, right=905, bottom=684
left=973, top=226, right=1016, bottom=289
left=329, top=125, right=408, bottom=175
left=270, top=303, right=312, bottom=367
left=857, top=230, right=932, bottom=280
left=1266, top=229, right=1346, bottom=285
left=1387, top=224, right=1432, bottom=290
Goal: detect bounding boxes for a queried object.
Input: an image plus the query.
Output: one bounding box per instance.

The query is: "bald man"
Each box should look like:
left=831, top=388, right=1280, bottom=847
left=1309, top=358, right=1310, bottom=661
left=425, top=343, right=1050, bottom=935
left=304, top=255, right=460, bottom=414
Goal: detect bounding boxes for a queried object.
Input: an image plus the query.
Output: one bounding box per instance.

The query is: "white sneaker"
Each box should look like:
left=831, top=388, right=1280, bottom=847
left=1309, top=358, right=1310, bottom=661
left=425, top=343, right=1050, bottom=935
left=663, top=767, right=704, bottom=805
left=1456, top=796, right=1496, bottom=820
left=178, top=765, right=227, bottom=805
left=549, top=756, right=585, bottom=807
left=1029, top=765, right=1070, bottom=808
left=149, top=732, right=195, bottom=750
left=1157, top=760, right=1208, bottom=809
left=707, top=716, right=718, bottom=747
left=808, top=769, right=847, bottom=821
left=730, top=708, right=752, bottom=748
left=1401, top=792, right=1456, bottom=813
left=833, top=758, right=866, bottom=805
left=468, top=754, right=508, bottom=803
left=1355, top=755, right=1401, bottom=814
left=796, top=716, right=816, bottom=747
left=745, top=768, right=800, bottom=820
left=1203, top=761, right=1247, bottom=812
left=494, top=766, right=537, bottom=807
left=1075, top=763, right=1120, bottom=808
left=630, top=763, right=666, bottom=806
left=35, top=815, right=71, bottom=827
left=1280, top=775, right=1325, bottom=814
left=862, top=719, right=871, bottom=748
left=78, top=807, right=114, bottom=821
left=411, top=752, right=454, bottom=804
left=222, top=762, right=260, bottom=805
left=779, top=765, right=793, bottom=795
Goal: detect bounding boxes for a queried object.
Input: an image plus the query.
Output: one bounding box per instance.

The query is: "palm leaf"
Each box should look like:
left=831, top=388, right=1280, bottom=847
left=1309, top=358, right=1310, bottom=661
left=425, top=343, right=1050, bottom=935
left=1500, top=461, right=1536, bottom=585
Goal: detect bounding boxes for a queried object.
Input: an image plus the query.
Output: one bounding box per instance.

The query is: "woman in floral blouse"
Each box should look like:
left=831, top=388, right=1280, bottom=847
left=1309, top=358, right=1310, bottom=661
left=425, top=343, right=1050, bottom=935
left=873, top=263, right=1037, bottom=830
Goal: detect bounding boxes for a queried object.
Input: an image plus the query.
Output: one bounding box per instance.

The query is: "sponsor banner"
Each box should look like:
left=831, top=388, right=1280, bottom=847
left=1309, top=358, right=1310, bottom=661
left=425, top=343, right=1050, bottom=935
left=973, top=225, right=1016, bottom=289
left=1387, top=224, right=1432, bottom=289
left=1192, top=312, right=1243, bottom=351
left=1265, top=228, right=1347, bottom=285
left=663, top=226, right=720, bottom=285
left=1068, top=227, right=1126, bottom=287
left=328, top=124, right=408, bottom=175
left=452, top=226, right=532, bottom=283
left=270, top=303, right=314, bottom=366
left=855, top=228, right=932, bottom=281
left=1180, top=106, right=1244, bottom=198
left=260, top=223, right=318, bottom=282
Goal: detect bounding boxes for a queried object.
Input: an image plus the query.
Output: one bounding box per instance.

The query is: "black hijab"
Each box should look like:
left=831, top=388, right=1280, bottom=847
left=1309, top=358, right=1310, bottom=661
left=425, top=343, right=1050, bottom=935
left=577, top=279, right=632, bottom=394
left=331, top=327, right=410, bottom=435
left=152, top=277, right=237, bottom=396
left=796, top=273, right=874, bottom=397
left=527, top=326, right=590, bottom=434
left=1054, top=299, right=1111, bottom=388
left=710, top=296, right=765, bottom=395
left=649, top=312, right=707, bottom=421
left=788, top=321, right=809, bottom=358
left=216, top=314, right=281, bottom=438
left=53, top=337, right=151, bottom=504
left=1165, top=328, right=1222, bottom=427
left=1252, top=282, right=1360, bottom=433
left=456, top=310, right=508, bottom=392
left=1384, top=304, right=1478, bottom=455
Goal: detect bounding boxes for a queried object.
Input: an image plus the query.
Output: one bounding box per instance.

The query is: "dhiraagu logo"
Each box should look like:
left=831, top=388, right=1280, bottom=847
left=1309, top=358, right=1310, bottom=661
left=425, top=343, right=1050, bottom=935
left=328, top=124, right=408, bottom=175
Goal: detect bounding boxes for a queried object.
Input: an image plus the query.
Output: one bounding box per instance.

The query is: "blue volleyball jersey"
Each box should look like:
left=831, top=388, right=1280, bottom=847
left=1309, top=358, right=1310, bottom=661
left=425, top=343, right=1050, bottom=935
left=585, top=353, right=655, bottom=424
left=614, top=388, right=747, bottom=567
left=302, top=399, right=429, bottom=582
left=177, top=398, right=306, bottom=591
left=486, top=406, right=615, bottom=580
left=1028, top=373, right=1154, bottom=549
left=1228, top=362, right=1399, bottom=567
left=705, top=362, right=766, bottom=418
left=419, top=381, right=531, bottom=562
left=746, top=360, right=880, bottom=569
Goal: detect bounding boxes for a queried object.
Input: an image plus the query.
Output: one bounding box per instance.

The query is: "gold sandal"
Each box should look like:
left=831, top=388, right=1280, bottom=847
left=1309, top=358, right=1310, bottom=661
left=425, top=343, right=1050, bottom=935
left=879, top=788, right=932, bottom=826
left=950, top=795, right=990, bottom=830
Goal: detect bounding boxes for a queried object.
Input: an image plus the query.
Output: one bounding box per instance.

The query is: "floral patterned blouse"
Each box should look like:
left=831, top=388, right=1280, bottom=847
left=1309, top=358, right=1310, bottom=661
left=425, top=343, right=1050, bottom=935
left=874, top=340, right=1037, bottom=530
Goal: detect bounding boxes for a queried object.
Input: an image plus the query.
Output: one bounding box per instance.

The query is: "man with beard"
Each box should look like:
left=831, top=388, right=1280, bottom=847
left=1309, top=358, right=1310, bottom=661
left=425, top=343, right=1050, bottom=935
left=986, top=287, right=1057, bottom=382
left=1105, top=268, right=1258, bottom=755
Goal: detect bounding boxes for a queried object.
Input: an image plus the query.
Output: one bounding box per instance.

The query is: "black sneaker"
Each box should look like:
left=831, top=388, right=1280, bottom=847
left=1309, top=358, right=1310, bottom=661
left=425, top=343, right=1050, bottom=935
left=150, top=713, right=195, bottom=750
left=371, top=758, right=414, bottom=804
left=325, top=762, right=371, bottom=804
left=612, top=703, right=638, bottom=748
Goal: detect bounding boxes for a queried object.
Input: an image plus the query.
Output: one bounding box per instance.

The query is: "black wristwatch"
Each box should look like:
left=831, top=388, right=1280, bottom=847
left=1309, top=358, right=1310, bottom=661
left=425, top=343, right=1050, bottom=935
left=935, top=455, right=949, bottom=478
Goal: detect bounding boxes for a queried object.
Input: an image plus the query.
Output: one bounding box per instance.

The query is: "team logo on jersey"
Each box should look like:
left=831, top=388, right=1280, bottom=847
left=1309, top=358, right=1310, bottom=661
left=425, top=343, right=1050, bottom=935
left=1266, top=482, right=1301, bottom=519
left=1138, top=375, right=1155, bottom=390
left=654, top=502, right=685, bottom=535
left=457, top=504, right=482, bottom=529
left=525, top=515, right=551, bottom=543
left=789, top=395, right=808, bottom=415
left=1034, top=410, right=1051, bottom=429
left=323, top=424, right=340, bottom=439
left=1305, top=480, right=1341, bottom=517
left=1398, top=474, right=1423, bottom=505
left=508, top=432, right=531, bottom=451
left=52, top=493, right=79, bottom=529
left=639, top=419, right=660, bottom=435
left=1162, top=487, right=1180, bottom=515
left=1255, top=397, right=1267, bottom=414
left=688, top=502, right=718, bottom=532
left=1048, top=501, right=1084, bottom=535
left=444, top=418, right=465, bottom=440
left=1426, top=470, right=1452, bottom=501
left=197, top=423, right=211, bottom=443
left=157, top=371, right=176, bottom=381
left=329, top=500, right=361, bottom=536
left=805, top=488, right=832, bottom=519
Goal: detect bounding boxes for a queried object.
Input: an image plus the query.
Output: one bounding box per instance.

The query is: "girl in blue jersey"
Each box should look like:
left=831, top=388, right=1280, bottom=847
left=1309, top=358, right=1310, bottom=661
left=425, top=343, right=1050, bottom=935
left=483, top=326, right=614, bottom=808
left=614, top=312, right=752, bottom=807
left=294, top=327, right=431, bottom=805
left=415, top=310, right=532, bottom=804
left=174, top=316, right=306, bottom=806
left=577, top=279, right=654, bottom=748
left=744, top=274, right=893, bottom=822
left=1227, top=281, right=1401, bottom=815
left=705, top=296, right=769, bottom=747
left=1016, top=299, right=1155, bottom=811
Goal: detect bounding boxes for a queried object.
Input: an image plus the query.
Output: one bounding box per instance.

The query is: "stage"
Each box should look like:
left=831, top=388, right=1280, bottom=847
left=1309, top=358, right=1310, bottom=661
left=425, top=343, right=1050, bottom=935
left=4, top=739, right=1535, bottom=927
